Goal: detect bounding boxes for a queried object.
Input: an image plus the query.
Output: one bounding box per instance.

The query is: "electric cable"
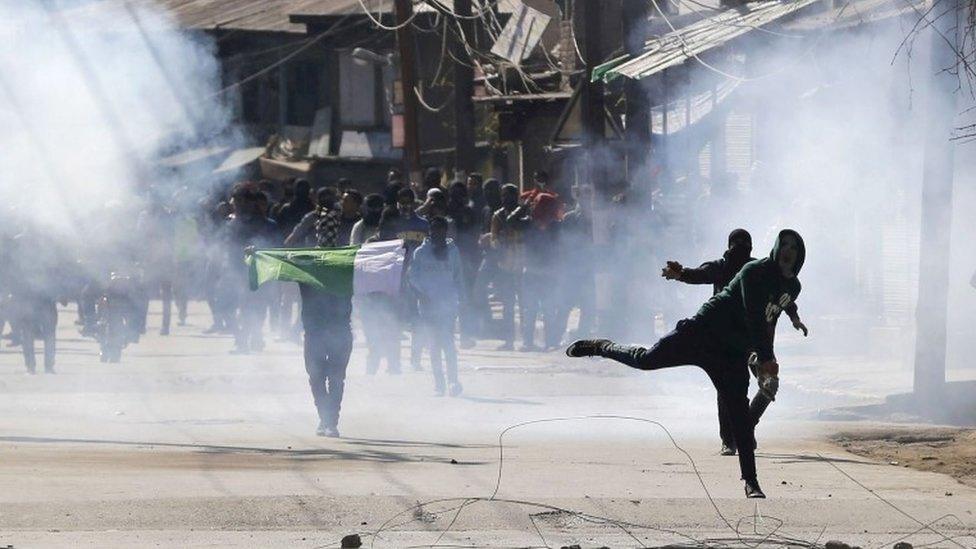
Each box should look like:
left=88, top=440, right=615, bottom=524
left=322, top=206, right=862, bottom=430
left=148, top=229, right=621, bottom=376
left=355, top=0, right=419, bottom=31
left=210, top=14, right=363, bottom=98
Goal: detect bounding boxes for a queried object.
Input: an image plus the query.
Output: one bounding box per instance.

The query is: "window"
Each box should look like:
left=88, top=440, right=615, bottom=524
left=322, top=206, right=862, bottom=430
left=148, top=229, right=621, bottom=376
left=286, top=61, right=322, bottom=126
left=338, top=49, right=392, bottom=129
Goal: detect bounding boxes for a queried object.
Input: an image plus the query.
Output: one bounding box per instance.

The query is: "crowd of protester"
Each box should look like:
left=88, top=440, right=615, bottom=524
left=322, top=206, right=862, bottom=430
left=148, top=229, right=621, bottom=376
left=0, top=166, right=597, bottom=388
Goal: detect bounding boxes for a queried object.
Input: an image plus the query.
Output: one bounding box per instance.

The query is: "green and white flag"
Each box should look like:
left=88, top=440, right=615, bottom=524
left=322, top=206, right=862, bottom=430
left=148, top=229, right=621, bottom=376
left=247, top=239, right=405, bottom=296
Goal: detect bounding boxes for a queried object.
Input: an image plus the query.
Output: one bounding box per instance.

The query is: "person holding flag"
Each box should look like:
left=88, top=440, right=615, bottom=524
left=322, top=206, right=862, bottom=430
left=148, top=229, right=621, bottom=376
left=248, top=220, right=405, bottom=437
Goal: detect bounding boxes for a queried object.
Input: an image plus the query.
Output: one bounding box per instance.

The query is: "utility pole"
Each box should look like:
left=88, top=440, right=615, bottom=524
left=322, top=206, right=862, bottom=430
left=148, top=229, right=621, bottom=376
left=575, top=0, right=616, bottom=336
left=453, top=0, right=476, bottom=177
left=394, top=0, right=421, bottom=180
left=575, top=0, right=605, bottom=182
left=622, top=0, right=650, bottom=184
left=913, top=0, right=960, bottom=402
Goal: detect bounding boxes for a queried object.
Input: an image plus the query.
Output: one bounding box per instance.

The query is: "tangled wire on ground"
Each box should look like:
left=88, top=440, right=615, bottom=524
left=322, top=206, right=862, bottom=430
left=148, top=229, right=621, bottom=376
left=315, top=415, right=976, bottom=549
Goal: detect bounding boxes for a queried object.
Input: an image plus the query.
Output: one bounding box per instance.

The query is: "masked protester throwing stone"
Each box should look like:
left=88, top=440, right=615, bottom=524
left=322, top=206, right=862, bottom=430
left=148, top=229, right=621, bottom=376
left=662, top=228, right=808, bottom=456
left=567, top=230, right=806, bottom=499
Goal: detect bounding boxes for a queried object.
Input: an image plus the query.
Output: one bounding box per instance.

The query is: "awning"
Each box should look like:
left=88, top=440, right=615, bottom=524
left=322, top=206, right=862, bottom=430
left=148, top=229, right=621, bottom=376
left=593, top=0, right=819, bottom=83
left=213, top=146, right=266, bottom=174
left=158, top=144, right=265, bottom=175
left=158, top=145, right=230, bottom=169
left=259, top=156, right=312, bottom=180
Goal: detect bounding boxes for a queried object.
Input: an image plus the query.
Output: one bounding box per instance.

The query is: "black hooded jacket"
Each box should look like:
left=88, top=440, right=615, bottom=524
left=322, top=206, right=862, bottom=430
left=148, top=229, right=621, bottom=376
left=679, top=228, right=754, bottom=295
left=693, top=229, right=805, bottom=362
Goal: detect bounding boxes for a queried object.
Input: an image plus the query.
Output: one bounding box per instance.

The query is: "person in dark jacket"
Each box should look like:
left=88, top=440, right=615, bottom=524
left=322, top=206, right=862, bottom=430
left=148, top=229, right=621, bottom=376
left=472, top=179, right=503, bottom=337
left=489, top=184, right=525, bottom=350
left=5, top=228, right=63, bottom=374
left=512, top=193, right=562, bottom=351
left=664, top=228, right=755, bottom=295
left=337, top=189, right=363, bottom=246
left=567, top=230, right=806, bottom=499
left=273, top=179, right=314, bottom=237
left=662, top=229, right=808, bottom=456
left=447, top=181, right=480, bottom=347
left=295, top=217, right=353, bottom=437
left=223, top=184, right=278, bottom=354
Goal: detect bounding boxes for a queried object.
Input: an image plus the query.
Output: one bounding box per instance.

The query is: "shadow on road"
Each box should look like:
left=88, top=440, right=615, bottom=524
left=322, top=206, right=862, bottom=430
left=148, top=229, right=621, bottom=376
left=758, top=451, right=874, bottom=465
left=0, top=435, right=489, bottom=465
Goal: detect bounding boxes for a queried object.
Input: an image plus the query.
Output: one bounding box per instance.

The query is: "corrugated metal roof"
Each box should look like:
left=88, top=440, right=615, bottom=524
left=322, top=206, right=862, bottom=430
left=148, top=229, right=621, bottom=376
left=784, top=0, right=924, bottom=31
left=65, top=0, right=355, bottom=34
left=594, top=0, right=819, bottom=82
left=66, top=0, right=518, bottom=34
left=291, top=0, right=515, bottom=18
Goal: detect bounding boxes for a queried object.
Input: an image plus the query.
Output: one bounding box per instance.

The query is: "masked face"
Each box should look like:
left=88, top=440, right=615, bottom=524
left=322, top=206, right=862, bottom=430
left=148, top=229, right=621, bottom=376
left=778, top=234, right=799, bottom=278
left=728, top=236, right=751, bottom=259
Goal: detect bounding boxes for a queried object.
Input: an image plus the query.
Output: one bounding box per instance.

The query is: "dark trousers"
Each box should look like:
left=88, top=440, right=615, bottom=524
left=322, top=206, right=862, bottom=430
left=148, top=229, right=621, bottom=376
left=210, top=271, right=238, bottom=331
left=304, top=328, right=353, bottom=428
left=425, top=314, right=458, bottom=391
left=495, top=269, right=520, bottom=345
left=556, top=269, right=595, bottom=338
left=598, top=319, right=758, bottom=482
left=16, top=299, right=57, bottom=373
left=458, top=255, right=480, bottom=341
left=158, top=280, right=173, bottom=333
left=473, top=255, right=498, bottom=335
left=718, top=382, right=774, bottom=450
left=521, top=271, right=561, bottom=348
left=173, top=260, right=197, bottom=325
left=360, top=295, right=401, bottom=375
left=235, top=285, right=269, bottom=351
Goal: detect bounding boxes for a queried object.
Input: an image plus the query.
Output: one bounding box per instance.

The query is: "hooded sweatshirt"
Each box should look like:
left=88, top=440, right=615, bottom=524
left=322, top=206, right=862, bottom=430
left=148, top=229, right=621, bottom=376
left=693, top=229, right=805, bottom=362
left=679, top=228, right=754, bottom=295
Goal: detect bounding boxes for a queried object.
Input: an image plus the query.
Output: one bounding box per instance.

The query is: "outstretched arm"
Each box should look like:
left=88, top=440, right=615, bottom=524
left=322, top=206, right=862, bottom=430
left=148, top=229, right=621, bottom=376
left=676, top=260, right=723, bottom=285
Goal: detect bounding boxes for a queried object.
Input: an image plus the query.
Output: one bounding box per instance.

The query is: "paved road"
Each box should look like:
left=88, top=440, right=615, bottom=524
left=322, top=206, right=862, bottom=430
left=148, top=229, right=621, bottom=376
left=0, top=302, right=973, bottom=548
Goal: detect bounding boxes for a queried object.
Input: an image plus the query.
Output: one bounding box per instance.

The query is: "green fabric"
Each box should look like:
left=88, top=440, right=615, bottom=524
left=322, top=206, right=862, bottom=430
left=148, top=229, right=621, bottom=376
left=591, top=54, right=629, bottom=83
left=247, top=247, right=360, bottom=295
left=693, top=231, right=804, bottom=362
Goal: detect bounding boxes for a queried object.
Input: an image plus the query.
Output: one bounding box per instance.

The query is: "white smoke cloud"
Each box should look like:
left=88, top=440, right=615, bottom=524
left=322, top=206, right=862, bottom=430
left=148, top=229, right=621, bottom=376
left=0, top=0, right=234, bottom=237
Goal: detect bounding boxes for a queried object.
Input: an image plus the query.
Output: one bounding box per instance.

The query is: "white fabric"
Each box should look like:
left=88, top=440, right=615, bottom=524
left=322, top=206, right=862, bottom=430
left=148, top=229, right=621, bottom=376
left=352, top=239, right=405, bottom=296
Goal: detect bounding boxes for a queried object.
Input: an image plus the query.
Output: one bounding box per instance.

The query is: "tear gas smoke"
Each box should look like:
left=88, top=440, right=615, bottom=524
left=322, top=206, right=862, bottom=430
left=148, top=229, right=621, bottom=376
left=586, top=10, right=976, bottom=417
left=0, top=0, right=235, bottom=243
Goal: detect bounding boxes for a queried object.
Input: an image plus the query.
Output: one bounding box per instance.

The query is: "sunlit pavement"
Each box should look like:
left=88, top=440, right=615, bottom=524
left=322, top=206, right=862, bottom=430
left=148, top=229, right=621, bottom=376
left=0, top=302, right=973, bottom=548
